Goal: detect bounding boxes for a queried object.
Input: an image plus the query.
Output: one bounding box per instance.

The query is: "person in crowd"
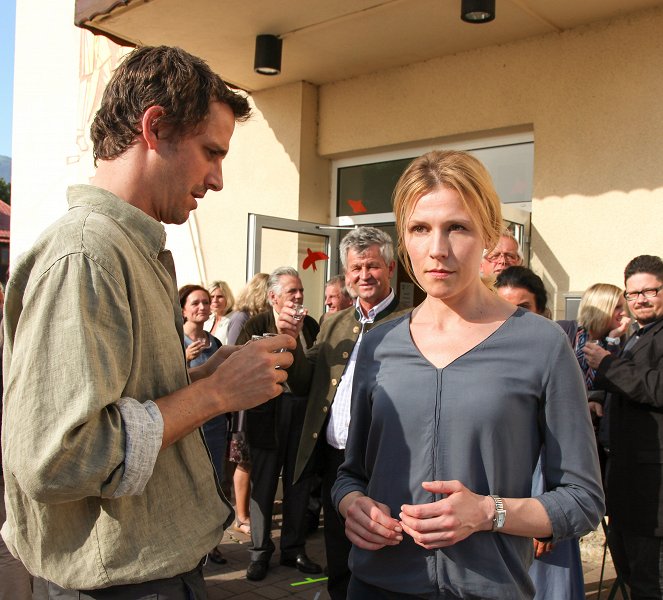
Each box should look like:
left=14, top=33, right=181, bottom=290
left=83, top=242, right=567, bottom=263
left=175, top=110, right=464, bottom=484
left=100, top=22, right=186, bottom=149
left=278, top=226, right=408, bottom=600
left=496, top=266, right=585, bottom=599
left=331, top=150, right=604, bottom=599
left=558, top=283, right=630, bottom=443
left=480, top=228, right=523, bottom=277
left=226, top=272, right=270, bottom=345
left=204, top=279, right=235, bottom=344
left=179, top=284, right=229, bottom=565
left=584, top=255, right=663, bottom=599
left=494, top=266, right=547, bottom=315
left=322, top=274, right=353, bottom=321
left=0, top=46, right=296, bottom=597
left=237, top=267, right=322, bottom=581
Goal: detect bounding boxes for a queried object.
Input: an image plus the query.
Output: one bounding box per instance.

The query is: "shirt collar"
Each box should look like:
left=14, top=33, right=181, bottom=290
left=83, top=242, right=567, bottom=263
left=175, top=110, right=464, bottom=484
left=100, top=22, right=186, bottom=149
left=635, top=317, right=663, bottom=336
left=355, top=289, right=395, bottom=324
left=67, top=185, right=167, bottom=258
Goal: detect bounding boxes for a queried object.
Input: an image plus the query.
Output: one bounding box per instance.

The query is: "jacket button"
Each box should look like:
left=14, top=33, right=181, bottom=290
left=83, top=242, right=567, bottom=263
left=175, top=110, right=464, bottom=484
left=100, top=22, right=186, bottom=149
left=353, top=326, right=360, bottom=333
left=322, top=406, right=328, bottom=413
left=342, top=351, right=349, bottom=359
left=312, top=432, right=318, bottom=439
left=331, top=378, right=338, bottom=386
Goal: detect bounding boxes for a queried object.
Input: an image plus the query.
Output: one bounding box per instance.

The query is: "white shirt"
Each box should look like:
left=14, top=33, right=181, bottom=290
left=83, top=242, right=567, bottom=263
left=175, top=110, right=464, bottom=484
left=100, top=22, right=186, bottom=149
left=326, top=289, right=395, bottom=449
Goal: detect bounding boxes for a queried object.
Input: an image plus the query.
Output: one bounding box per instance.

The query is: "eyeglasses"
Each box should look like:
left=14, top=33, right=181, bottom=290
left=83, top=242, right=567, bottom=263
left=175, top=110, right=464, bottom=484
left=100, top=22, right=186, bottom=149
left=484, top=252, right=520, bottom=265
left=624, top=286, right=663, bottom=301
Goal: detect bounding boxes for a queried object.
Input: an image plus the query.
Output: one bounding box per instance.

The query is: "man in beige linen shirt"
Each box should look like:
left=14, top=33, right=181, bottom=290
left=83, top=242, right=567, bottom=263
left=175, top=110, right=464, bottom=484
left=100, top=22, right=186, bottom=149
left=1, top=46, right=295, bottom=598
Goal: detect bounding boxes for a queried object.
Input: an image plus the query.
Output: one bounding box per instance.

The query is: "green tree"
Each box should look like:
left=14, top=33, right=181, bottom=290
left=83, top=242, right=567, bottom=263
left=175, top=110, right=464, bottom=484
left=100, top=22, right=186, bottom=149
left=0, top=178, right=10, bottom=204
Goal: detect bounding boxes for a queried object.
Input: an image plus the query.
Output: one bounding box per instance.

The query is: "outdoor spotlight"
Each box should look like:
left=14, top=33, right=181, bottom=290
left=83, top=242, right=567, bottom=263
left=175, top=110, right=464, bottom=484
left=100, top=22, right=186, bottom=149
left=254, top=34, right=282, bottom=75
left=461, top=0, right=495, bottom=23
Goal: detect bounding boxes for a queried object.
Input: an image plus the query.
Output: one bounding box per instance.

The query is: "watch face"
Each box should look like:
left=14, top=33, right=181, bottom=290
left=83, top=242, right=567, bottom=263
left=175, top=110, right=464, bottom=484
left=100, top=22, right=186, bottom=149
left=496, top=511, right=506, bottom=528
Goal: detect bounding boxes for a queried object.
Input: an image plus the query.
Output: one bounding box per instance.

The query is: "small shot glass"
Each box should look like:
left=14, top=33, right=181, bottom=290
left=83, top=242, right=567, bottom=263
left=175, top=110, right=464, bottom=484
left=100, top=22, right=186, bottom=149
left=292, top=303, right=306, bottom=321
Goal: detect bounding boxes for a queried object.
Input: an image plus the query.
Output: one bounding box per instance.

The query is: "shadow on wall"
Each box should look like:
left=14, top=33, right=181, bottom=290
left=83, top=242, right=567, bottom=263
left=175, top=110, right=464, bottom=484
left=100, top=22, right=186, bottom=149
left=530, top=224, right=569, bottom=319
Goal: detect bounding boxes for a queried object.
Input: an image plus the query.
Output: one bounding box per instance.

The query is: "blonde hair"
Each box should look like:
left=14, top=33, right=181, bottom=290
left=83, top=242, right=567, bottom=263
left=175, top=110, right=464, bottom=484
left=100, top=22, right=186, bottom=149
left=207, top=280, right=235, bottom=315
left=577, top=283, right=624, bottom=337
left=393, top=150, right=503, bottom=284
left=234, top=273, right=270, bottom=317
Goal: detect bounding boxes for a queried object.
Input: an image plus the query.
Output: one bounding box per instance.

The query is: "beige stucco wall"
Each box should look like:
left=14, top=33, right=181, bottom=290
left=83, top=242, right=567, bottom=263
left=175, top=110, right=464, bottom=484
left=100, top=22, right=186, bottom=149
left=317, top=6, right=663, bottom=317
left=194, top=79, right=330, bottom=295
left=12, top=0, right=329, bottom=302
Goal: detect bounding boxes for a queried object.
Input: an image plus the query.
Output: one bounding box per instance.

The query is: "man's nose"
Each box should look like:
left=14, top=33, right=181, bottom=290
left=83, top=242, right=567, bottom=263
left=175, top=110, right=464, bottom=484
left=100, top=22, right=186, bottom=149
left=206, top=166, right=223, bottom=192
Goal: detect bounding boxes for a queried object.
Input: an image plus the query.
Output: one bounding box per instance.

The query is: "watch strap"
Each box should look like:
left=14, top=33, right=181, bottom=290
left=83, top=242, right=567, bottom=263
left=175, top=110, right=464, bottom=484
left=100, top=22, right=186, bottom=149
left=490, top=494, right=506, bottom=531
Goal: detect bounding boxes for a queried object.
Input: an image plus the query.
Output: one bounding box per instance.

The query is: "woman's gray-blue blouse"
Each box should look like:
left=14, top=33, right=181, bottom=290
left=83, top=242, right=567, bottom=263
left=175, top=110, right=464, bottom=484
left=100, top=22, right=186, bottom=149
left=332, top=308, right=604, bottom=599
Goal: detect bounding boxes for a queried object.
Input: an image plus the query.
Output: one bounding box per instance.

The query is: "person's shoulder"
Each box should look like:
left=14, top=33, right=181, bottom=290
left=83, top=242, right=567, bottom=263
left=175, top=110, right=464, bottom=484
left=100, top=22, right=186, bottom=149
left=365, top=311, right=410, bottom=343
left=507, top=308, right=570, bottom=346
left=244, top=310, right=271, bottom=329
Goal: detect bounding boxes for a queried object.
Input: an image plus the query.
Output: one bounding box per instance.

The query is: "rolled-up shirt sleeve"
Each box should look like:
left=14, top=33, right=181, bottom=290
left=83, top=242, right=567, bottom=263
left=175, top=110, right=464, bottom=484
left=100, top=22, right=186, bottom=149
left=112, top=398, right=164, bottom=498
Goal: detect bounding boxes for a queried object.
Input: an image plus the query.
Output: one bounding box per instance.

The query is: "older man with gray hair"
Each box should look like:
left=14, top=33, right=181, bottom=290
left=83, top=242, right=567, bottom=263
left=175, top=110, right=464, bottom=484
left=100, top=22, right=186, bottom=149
left=235, top=266, right=322, bottom=582
left=278, top=226, right=409, bottom=600
left=480, top=228, right=523, bottom=277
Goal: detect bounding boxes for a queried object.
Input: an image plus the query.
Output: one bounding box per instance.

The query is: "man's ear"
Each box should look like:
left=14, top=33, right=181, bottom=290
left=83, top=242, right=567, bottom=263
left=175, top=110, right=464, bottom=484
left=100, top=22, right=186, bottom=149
left=141, top=106, right=166, bottom=150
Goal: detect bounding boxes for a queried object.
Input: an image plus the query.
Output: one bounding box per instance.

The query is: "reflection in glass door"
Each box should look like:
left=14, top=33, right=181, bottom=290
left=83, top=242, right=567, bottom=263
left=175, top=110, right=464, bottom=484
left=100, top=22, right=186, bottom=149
left=248, top=215, right=339, bottom=321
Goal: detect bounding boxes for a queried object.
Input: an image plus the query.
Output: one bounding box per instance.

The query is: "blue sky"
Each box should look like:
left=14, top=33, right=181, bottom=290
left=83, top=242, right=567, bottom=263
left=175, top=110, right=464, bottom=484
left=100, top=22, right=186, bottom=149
left=0, top=0, right=16, bottom=157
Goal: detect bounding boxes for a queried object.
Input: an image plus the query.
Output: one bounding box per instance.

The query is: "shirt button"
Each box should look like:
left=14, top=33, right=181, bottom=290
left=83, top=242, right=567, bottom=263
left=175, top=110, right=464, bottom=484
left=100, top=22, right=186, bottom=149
left=342, top=351, right=349, bottom=359
left=322, top=406, right=328, bottom=413
left=353, top=326, right=359, bottom=334
left=331, top=378, right=338, bottom=386
left=312, top=432, right=318, bottom=439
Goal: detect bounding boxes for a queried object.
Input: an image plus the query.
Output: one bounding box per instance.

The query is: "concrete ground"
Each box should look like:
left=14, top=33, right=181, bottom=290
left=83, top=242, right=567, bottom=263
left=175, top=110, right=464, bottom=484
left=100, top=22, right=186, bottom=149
left=205, top=509, right=628, bottom=599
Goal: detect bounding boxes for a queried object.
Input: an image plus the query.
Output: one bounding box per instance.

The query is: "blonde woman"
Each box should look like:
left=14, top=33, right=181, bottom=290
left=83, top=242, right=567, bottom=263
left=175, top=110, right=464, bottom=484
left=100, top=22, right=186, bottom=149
left=204, top=280, right=235, bottom=345
left=557, top=284, right=630, bottom=414
left=226, top=273, right=270, bottom=345
left=333, top=150, right=604, bottom=599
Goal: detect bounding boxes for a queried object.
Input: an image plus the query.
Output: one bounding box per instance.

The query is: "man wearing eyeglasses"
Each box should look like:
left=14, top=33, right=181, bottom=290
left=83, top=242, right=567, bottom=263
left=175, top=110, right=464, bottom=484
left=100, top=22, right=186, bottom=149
left=584, top=254, right=663, bottom=599
left=480, top=229, right=523, bottom=276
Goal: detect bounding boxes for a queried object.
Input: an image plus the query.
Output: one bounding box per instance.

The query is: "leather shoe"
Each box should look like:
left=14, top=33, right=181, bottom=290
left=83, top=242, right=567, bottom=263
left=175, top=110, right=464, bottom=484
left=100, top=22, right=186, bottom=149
left=279, top=553, right=322, bottom=575
left=246, top=560, right=269, bottom=581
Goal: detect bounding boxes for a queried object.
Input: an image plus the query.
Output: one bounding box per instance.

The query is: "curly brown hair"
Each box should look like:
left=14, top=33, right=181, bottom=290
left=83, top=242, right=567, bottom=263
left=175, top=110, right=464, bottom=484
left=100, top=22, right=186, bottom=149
left=91, top=46, right=251, bottom=165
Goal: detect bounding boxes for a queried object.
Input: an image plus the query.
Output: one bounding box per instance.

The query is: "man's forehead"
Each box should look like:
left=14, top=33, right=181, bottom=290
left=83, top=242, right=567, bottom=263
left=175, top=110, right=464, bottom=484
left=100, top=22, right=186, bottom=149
left=279, top=275, right=303, bottom=289
left=496, top=236, right=518, bottom=251
left=626, top=272, right=662, bottom=289
left=348, top=245, right=385, bottom=263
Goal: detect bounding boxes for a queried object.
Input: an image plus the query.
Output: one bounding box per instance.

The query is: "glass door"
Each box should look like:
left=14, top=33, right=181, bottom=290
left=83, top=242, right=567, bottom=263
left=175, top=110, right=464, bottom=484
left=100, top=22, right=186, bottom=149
left=248, top=214, right=341, bottom=321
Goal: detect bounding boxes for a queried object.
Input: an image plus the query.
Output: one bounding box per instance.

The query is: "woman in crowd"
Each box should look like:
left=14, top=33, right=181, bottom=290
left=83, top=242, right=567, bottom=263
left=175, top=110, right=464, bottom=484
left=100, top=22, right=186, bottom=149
left=179, top=284, right=228, bottom=564
left=557, top=283, right=630, bottom=480
left=558, top=283, right=630, bottom=392
left=225, top=273, right=270, bottom=536
left=204, top=280, right=235, bottom=345
left=226, top=273, right=270, bottom=345
left=495, top=266, right=585, bottom=599
left=332, top=150, right=604, bottom=599
left=494, top=266, right=548, bottom=316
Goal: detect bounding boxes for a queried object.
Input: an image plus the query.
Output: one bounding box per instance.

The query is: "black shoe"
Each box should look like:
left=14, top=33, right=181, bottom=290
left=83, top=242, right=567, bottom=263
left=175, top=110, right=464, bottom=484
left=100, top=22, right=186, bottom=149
left=207, top=547, right=227, bottom=565
left=246, top=560, right=269, bottom=581
left=279, top=553, right=322, bottom=575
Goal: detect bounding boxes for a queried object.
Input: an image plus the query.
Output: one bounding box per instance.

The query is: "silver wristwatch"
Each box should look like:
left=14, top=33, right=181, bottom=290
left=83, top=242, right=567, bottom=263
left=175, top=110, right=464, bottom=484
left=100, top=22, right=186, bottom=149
left=490, top=495, right=506, bottom=531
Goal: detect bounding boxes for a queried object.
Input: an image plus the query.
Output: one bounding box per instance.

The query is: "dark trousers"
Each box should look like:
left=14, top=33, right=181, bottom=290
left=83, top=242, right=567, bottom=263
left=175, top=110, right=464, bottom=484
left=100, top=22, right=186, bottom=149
left=323, top=442, right=352, bottom=600
left=248, top=394, right=311, bottom=563
left=608, top=524, right=663, bottom=599
left=45, top=560, right=206, bottom=599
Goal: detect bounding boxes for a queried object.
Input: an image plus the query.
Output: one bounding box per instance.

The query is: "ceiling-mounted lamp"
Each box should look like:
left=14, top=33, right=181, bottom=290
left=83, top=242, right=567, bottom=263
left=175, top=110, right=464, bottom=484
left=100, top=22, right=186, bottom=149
left=254, top=34, right=282, bottom=75
left=461, top=0, right=495, bottom=23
